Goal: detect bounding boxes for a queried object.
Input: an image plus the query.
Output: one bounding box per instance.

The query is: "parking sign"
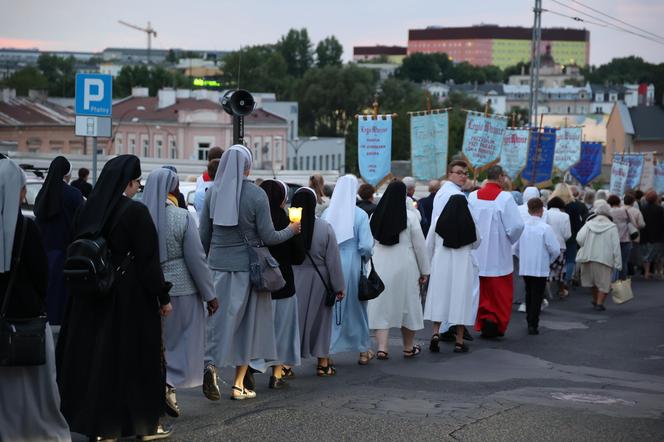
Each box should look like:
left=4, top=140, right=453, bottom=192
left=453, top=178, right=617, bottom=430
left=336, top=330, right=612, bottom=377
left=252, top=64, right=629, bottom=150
left=75, top=73, right=113, bottom=116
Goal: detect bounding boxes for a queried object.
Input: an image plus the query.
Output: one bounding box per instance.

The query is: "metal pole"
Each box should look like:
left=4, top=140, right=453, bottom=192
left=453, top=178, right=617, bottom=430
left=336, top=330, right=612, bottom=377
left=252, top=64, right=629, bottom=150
left=92, top=136, right=98, bottom=184
left=528, top=0, right=543, bottom=127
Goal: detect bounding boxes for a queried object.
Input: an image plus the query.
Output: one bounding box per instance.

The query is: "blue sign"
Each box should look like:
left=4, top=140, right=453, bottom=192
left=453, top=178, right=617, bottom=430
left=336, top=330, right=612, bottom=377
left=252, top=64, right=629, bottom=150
left=570, top=142, right=603, bottom=186
left=461, top=113, right=507, bottom=170
left=618, top=153, right=644, bottom=190
left=358, top=117, right=392, bottom=186
left=410, top=112, right=448, bottom=180
left=655, top=163, right=664, bottom=194
left=521, top=127, right=556, bottom=187
left=75, top=74, right=113, bottom=116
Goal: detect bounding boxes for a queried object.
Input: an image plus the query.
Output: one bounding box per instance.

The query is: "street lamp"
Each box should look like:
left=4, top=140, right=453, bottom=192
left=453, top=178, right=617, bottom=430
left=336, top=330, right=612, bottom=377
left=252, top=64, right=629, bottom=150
left=287, top=136, right=318, bottom=170
left=107, top=105, right=146, bottom=154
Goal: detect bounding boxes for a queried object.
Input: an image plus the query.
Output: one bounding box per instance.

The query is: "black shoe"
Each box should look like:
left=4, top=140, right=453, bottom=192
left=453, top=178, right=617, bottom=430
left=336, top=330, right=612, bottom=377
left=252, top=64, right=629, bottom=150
left=594, top=304, right=606, bottom=311
left=202, top=365, right=220, bottom=401
left=528, top=326, right=539, bottom=335
left=429, top=333, right=440, bottom=352
left=481, top=320, right=499, bottom=339
left=440, top=328, right=456, bottom=342
left=243, top=368, right=257, bottom=391
left=462, top=328, right=474, bottom=341
left=269, top=376, right=288, bottom=389
left=453, top=342, right=469, bottom=353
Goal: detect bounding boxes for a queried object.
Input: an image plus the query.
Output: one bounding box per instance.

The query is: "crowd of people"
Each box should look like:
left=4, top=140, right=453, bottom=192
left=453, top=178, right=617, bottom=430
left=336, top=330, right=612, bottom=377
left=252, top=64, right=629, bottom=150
left=1, top=148, right=663, bottom=441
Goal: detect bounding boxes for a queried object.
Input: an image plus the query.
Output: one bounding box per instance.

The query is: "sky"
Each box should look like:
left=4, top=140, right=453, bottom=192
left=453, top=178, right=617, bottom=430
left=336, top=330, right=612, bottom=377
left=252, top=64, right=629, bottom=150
left=1, top=0, right=664, bottom=66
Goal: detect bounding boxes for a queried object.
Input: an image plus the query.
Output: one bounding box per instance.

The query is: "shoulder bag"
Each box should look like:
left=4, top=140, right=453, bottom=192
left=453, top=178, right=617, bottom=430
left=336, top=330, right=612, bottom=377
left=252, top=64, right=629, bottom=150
left=625, top=209, right=639, bottom=241
left=238, top=227, right=286, bottom=293
left=305, top=251, right=342, bottom=325
left=358, top=257, right=384, bottom=302
left=0, top=221, right=47, bottom=367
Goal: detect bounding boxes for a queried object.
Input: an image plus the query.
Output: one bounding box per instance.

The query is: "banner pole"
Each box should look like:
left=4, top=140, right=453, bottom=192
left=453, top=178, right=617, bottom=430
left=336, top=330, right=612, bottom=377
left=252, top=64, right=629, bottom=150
left=530, top=114, right=544, bottom=186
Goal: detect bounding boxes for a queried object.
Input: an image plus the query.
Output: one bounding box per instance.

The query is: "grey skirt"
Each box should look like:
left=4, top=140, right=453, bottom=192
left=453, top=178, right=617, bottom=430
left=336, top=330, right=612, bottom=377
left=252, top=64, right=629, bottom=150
left=163, top=295, right=206, bottom=388
left=251, top=296, right=302, bottom=372
left=205, top=271, right=277, bottom=367
left=0, top=324, right=71, bottom=442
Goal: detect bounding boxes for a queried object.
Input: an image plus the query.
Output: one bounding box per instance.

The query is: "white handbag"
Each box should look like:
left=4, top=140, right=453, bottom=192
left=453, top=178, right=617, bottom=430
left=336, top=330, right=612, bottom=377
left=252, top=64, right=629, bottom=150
left=611, top=278, right=634, bottom=304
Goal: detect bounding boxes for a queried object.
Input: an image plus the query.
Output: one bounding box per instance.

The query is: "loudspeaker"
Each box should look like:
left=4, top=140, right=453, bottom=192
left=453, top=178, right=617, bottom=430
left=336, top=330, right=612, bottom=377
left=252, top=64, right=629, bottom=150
left=221, top=89, right=255, bottom=116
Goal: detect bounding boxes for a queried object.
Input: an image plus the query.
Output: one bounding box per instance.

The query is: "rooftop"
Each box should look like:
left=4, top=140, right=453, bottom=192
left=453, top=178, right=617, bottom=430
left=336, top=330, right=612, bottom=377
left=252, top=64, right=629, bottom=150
left=628, top=105, right=664, bottom=141
left=409, top=25, right=589, bottom=42
left=353, top=46, right=408, bottom=56
left=0, top=96, right=74, bottom=126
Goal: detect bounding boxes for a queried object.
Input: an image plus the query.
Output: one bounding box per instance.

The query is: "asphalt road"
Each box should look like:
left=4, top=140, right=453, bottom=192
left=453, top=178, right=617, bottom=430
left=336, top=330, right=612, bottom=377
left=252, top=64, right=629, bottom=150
left=75, top=278, right=664, bottom=441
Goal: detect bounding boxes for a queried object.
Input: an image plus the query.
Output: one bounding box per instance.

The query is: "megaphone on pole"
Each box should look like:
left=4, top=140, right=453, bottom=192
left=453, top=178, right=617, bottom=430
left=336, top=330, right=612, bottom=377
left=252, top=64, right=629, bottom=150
left=221, top=89, right=256, bottom=145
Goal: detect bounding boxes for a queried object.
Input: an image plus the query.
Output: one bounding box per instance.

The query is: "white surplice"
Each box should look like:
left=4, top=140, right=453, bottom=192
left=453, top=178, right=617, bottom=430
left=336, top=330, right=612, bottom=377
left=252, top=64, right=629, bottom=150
left=515, top=216, right=561, bottom=277
left=423, top=182, right=482, bottom=326
left=468, top=190, right=524, bottom=277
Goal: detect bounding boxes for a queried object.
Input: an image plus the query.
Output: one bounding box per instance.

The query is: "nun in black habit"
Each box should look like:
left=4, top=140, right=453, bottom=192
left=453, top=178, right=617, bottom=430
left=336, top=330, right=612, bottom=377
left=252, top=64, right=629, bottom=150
left=56, top=155, right=173, bottom=440
left=34, top=155, right=84, bottom=325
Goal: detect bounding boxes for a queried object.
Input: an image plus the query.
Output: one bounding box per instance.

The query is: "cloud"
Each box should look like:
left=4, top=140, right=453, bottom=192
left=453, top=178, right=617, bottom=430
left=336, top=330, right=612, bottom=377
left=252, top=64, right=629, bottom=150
left=0, top=37, right=62, bottom=50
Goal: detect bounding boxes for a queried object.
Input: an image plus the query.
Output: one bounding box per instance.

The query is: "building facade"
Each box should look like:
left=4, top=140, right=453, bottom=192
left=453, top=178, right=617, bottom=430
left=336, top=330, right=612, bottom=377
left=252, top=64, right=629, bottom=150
left=285, top=137, right=345, bottom=172
left=606, top=103, right=664, bottom=164
left=408, top=25, right=589, bottom=69
left=352, top=46, right=408, bottom=64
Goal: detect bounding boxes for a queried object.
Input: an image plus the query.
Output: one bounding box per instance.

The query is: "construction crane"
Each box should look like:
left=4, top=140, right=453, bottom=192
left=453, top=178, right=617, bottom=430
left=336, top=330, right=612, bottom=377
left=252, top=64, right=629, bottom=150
left=118, top=20, right=157, bottom=64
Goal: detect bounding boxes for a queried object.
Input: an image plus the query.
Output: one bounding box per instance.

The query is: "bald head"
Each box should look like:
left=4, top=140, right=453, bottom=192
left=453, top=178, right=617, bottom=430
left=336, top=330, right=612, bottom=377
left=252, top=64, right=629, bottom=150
left=428, top=180, right=441, bottom=193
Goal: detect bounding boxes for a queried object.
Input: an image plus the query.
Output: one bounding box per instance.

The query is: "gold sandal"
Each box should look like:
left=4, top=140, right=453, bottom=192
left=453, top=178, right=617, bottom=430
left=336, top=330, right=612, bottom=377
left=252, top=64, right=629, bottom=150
left=358, top=350, right=375, bottom=365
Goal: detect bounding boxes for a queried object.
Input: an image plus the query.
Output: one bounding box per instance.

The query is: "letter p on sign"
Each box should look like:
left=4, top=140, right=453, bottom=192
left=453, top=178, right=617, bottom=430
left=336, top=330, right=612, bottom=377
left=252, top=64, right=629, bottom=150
left=84, top=79, right=104, bottom=110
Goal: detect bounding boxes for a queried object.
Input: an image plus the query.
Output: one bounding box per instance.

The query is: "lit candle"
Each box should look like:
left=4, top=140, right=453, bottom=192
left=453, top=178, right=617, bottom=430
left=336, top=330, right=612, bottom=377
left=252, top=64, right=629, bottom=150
left=288, top=207, right=302, bottom=223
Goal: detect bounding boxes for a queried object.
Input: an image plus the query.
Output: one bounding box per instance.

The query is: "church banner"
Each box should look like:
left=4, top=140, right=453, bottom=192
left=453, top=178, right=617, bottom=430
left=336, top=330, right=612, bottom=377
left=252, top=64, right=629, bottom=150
left=410, top=112, right=449, bottom=180
left=609, top=158, right=630, bottom=196
left=553, top=127, right=582, bottom=172
left=358, top=116, right=393, bottom=186
left=654, top=162, right=664, bottom=194
left=499, top=128, right=530, bottom=180
left=461, top=112, right=507, bottom=170
left=618, top=153, right=645, bottom=190
left=521, top=127, right=556, bottom=188
left=570, top=142, right=603, bottom=186
left=639, top=152, right=655, bottom=191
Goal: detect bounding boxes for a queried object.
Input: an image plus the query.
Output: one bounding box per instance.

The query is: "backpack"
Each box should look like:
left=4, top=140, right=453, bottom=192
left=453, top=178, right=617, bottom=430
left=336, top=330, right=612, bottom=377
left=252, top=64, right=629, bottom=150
left=63, top=199, right=132, bottom=297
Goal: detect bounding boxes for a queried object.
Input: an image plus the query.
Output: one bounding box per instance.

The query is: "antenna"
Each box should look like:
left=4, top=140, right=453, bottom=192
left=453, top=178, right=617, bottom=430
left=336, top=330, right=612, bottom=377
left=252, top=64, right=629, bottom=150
left=237, top=46, right=242, bottom=89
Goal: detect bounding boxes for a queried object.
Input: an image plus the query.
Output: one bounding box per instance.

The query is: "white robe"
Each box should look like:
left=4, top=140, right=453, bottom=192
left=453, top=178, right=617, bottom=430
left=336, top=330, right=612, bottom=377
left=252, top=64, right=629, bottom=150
left=515, top=216, right=561, bottom=277
left=423, top=182, right=481, bottom=326
left=468, top=190, right=524, bottom=277
left=368, top=206, right=430, bottom=330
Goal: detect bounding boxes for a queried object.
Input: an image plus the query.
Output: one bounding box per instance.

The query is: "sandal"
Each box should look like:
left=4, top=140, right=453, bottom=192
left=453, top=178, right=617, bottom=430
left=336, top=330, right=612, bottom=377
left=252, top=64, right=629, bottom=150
left=376, top=350, right=389, bottom=360
left=403, top=345, right=422, bottom=358
left=429, top=334, right=440, bottom=353
left=230, top=385, right=256, bottom=401
left=454, top=342, right=469, bottom=353
left=316, top=364, right=336, bottom=377
left=282, top=367, right=295, bottom=379
left=358, top=350, right=375, bottom=365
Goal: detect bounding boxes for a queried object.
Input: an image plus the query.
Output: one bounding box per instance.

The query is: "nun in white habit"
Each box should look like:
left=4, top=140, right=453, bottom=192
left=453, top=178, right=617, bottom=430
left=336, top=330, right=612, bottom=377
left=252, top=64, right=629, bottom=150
left=199, top=145, right=300, bottom=401
left=143, top=167, right=218, bottom=415
left=0, top=159, right=71, bottom=442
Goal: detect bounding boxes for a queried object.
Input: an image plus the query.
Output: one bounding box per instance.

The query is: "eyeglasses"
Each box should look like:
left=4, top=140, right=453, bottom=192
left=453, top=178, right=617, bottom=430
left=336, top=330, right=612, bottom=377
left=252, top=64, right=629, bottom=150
left=450, top=170, right=470, bottom=177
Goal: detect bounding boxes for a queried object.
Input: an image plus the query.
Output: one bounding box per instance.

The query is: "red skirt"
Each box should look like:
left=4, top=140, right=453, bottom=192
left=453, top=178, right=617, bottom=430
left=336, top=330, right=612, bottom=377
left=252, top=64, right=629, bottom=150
left=474, top=274, right=513, bottom=335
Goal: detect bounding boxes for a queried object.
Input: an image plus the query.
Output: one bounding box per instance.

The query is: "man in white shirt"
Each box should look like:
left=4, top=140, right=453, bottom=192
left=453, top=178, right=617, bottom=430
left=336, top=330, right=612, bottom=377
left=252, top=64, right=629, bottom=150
left=468, top=165, right=524, bottom=338
left=514, top=198, right=560, bottom=335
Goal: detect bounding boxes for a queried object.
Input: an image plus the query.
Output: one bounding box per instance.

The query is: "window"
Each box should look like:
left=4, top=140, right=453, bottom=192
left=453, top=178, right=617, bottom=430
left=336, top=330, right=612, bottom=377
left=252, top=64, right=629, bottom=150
left=197, top=142, right=210, bottom=161
left=299, top=156, right=303, bottom=170
left=49, top=140, right=64, bottom=151
left=142, top=137, right=149, bottom=157
left=274, top=138, right=282, bottom=161
left=169, top=137, right=177, bottom=159
left=331, top=155, right=336, bottom=169
left=115, top=134, right=123, bottom=154
left=337, top=154, right=342, bottom=170
left=306, top=156, right=310, bottom=169
left=129, top=136, right=136, bottom=155
left=325, top=155, right=330, bottom=170
left=263, top=138, right=271, bottom=163
left=319, top=155, right=323, bottom=169
left=312, top=156, right=317, bottom=169
left=156, top=139, right=163, bottom=158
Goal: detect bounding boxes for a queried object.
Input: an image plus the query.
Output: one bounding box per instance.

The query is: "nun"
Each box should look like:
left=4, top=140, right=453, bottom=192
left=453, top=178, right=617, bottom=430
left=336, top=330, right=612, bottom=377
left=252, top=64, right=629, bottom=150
left=33, top=156, right=84, bottom=325
left=291, top=187, right=345, bottom=376
left=56, top=155, right=173, bottom=440
left=321, top=175, right=374, bottom=365
left=424, top=194, right=481, bottom=353
left=368, top=180, right=430, bottom=359
left=0, top=159, right=71, bottom=442
left=199, top=145, right=300, bottom=401
left=249, top=180, right=306, bottom=388
left=142, top=167, right=218, bottom=416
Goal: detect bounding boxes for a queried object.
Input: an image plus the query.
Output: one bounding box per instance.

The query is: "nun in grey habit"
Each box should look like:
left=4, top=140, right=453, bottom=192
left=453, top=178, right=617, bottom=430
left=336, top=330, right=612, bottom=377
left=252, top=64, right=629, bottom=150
left=291, top=187, right=345, bottom=376
left=0, top=158, right=71, bottom=442
left=142, top=168, right=218, bottom=414
left=199, top=145, right=299, bottom=401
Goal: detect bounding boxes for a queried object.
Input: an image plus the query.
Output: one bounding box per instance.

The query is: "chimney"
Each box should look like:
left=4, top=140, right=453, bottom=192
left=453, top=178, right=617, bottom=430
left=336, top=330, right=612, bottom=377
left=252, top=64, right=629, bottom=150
left=1, top=88, right=16, bottom=102
left=28, top=89, right=48, bottom=100
left=175, top=89, right=191, bottom=99
left=132, top=87, right=149, bottom=97
left=158, top=88, right=176, bottom=108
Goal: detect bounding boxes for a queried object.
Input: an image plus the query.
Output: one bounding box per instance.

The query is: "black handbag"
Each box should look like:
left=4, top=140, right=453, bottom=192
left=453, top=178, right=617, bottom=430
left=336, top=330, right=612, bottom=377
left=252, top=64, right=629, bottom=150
left=358, top=257, right=384, bottom=301
left=238, top=228, right=286, bottom=293
left=0, top=221, right=47, bottom=367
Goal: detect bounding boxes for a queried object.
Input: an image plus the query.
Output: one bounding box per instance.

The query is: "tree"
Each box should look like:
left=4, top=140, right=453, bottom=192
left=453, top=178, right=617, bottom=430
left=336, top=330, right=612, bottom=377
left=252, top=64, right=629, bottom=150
left=166, top=49, right=178, bottom=64
left=37, top=54, right=76, bottom=97
left=2, top=67, right=48, bottom=96
left=220, top=45, right=292, bottom=97
left=112, top=65, right=189, bottom=97
left=275, top=28, right=314, bottom=78
left=315, top=36, right=343, bottom=68
left=397, top=53, right=442, bottom=83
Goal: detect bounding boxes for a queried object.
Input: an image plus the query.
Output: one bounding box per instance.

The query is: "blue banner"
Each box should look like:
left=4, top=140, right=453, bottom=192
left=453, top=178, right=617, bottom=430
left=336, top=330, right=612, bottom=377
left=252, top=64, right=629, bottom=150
left=617, top=153, right=645, bottom=190
left=610, top=158, right=630, bottom=196
left=521, top=127, right=556, bottom=187
left=358, top=116, right=393, bottom=185
left=499, top=128, right=530, bottom=180
left=655, top=163, right=664, bottom=194
left=410, top=112, right=448, bottom=180
left=570, top=142, right=603, bottom=186
left=461, top=113, right=507, bottom=170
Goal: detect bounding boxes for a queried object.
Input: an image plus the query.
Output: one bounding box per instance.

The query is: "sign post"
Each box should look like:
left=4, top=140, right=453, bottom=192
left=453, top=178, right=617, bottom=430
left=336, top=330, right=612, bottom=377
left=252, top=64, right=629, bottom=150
left=75, top=73, right=113, bottom=184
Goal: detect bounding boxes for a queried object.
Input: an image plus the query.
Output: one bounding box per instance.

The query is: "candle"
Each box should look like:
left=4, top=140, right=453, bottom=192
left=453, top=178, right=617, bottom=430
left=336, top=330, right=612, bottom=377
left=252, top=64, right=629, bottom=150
left=288, top=207, right=302, bottom=223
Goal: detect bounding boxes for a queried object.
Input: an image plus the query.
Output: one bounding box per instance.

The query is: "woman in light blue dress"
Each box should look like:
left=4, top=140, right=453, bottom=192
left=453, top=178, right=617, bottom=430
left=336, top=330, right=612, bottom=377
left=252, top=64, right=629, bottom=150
left=322, top=175, right=374, bottom=365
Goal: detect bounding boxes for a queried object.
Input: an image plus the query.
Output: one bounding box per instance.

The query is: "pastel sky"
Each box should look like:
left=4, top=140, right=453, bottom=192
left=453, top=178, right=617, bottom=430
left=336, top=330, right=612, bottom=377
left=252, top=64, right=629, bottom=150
left=1, top=0, right=663, bottom=65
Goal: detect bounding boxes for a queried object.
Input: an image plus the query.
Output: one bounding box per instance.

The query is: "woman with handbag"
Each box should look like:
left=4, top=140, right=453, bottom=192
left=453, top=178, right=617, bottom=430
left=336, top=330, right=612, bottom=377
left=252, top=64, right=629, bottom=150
left=0, top=158, right=71, bottom=442
left=322, top=175, right=375, bottom=365
left=56, top=155, right=174, bottom=440
left=367, top=181, right=430, bottom=359
left=142, top=168, right=219, bottom=416
left=292, top=187, right=345, bottom=376
left=608, top=195, right=638, bottom=282
left=199, top=146, right=300, bottom=401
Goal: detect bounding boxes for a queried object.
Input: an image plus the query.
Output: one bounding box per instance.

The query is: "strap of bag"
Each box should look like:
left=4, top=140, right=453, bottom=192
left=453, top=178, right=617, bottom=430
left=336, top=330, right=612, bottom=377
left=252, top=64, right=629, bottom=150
left=1, top=219, right=28, bottom=318
left=306, top=251, right=334, bottom=296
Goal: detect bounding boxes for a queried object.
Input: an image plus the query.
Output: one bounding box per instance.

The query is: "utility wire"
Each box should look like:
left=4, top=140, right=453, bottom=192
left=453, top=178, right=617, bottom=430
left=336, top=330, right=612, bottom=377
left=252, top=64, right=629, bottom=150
left=569, top=0, right=664, bottom=42
left=543, top=9, right=610, bottom=29
left=547, top=0, right=664, bottom=45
